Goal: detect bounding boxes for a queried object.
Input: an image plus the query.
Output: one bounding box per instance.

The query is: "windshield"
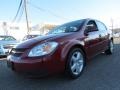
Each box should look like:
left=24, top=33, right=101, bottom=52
left=48, top=20, right=84, bottom=34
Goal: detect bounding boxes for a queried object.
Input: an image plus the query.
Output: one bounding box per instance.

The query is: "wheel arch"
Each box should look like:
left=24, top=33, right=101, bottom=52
left=64, top=44, right=87, bottom=66
left=68, top=44, right=86, bottom=58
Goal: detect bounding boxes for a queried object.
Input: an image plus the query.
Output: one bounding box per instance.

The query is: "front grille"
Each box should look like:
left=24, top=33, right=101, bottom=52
left=9, top=48, right=26, bottom=57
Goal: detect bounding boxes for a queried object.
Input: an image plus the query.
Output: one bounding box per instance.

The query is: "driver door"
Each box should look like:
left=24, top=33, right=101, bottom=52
left=84, top=20, right=101, bottom=59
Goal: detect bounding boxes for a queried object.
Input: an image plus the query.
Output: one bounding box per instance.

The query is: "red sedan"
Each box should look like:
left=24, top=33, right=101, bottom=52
left=7, top=19, right=113, bottom=78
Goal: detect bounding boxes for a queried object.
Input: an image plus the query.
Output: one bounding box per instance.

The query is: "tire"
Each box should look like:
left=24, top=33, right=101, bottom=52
left=105, top=40, right=114, bottom=55
left=65, top=48, right=85, bottom=79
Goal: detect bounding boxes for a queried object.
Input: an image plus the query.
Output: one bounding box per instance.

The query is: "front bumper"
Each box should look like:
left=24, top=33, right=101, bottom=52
left=7, top=54, right=64, bottom=76
left=7, top=61, right=48, bottom=76
left=7, top=55, right=50, bottom=76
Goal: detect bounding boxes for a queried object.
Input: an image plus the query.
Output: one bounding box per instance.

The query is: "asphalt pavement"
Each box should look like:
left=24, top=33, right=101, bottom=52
left=0, top=38, right=120, bottom=90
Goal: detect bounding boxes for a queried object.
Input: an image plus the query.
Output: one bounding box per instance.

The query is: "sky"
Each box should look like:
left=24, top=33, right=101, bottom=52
left=0, top=0, right=120, bottom=28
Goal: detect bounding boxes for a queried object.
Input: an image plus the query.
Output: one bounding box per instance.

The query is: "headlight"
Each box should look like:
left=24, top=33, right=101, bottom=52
left=28, top=42, right=58, bottom=57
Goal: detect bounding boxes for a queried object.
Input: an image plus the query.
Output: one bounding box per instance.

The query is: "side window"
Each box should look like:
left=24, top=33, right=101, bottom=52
left=85, top=21, right=98, bottom=32
left=9, top=36, right=16, bottom=41
left=96, top=21, right=107, bottom=31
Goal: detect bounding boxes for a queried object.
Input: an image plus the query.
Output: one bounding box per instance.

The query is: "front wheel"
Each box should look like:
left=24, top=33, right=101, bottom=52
left=105, top=40, right=114, bottom=55
left=66, top=48, right=85, bottom=79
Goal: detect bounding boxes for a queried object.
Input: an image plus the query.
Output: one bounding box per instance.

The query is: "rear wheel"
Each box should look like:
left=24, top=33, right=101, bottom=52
left=66, top=48, right=85, bottom=79
left=105, top=40, right=113, bottom=55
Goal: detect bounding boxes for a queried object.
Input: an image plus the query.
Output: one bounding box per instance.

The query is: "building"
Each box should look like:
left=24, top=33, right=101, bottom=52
left=112, top=28, right=120, bottom=33
left=0, top=21, right=57, bottom=40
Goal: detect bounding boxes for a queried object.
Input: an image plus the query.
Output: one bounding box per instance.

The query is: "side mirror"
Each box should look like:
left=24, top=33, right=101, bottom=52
left=85, top=24, right=94, bottom=32
left=84, top=24, right=98, bottom=36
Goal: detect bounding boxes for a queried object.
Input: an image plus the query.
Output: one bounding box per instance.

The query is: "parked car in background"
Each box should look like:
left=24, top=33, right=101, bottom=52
left=113, top=33, right=120, bottom=38
left=7, top=19, right=113, bottom=79
left=0, top=45, right=5, bottom=57
left=0, top=35, right=18, bottom=56
left=22, top=35, right=41, bottom=41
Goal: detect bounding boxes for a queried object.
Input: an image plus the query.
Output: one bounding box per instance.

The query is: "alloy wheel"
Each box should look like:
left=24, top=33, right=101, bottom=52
left=70, top=51, right=84, bottom=75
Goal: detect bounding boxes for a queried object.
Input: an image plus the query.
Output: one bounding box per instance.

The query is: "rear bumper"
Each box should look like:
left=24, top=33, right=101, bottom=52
left=0, top=51, right=6, bottom=57
left=0, top=49, right=10, bottom=56
left=4, top=49, right=10, bottom=54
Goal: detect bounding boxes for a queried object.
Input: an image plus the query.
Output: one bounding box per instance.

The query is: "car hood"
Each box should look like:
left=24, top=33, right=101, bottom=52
left=16, top=33, right=72, bottom=49
left=0, top=41, right=18, bottom=46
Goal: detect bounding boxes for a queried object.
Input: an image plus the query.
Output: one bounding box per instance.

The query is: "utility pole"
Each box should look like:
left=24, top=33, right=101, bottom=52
left=24, top=0, right=30, bottom=35
left=2, top=22, right=8, bottom=35
left=111, top=18, right=114, bottom=34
